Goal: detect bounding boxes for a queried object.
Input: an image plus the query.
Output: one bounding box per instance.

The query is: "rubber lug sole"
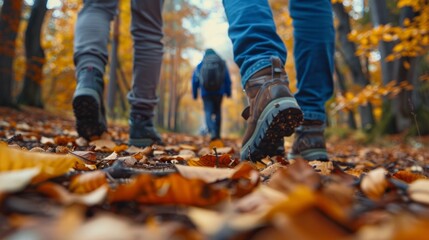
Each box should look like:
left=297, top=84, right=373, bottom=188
left=73, top=95, right=106, bottom=140
left=240, top=98, right=303, bottom=161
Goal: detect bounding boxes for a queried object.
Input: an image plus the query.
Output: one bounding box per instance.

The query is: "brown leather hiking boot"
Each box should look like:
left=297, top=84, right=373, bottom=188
left=240, top=57, right=303, bottom=161
left=287, top=120, right=329, bottom=161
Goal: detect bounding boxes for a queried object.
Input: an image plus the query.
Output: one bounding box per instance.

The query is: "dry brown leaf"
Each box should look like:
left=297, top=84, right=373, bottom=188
left=89, top=139, right=117, bottom=151
left=309, top=160, right=333, bottom=175
left=408, top=179, right=429, bottom=205
left=38, top=182, right=108, bottom=206
left=69, top=171, right=107, bottom=194
left=267, top=159, right=321, bottom=194
left=126, top=145, right=153, bottom=155
left=260, top=163, right=285, bottom=179
left=175, top=165, right=236, bottom=183
left=0, top=144, right=82, bottom=183
left=360, top=167, right=388, bottom=200
left=108, top=173, right=228, bottom=206
left=393, top=170, right=426, bottom=183
left=71, top=151, right=97, bottom=162
left=188, top=154, right=239, bottom=168
left=54, top=136, right=76, bottom=145
left=234, top=185, right=287, bottom=213
left=229, top=163, right=260, bottom=198
left=265, top=186, right=353, bottom=240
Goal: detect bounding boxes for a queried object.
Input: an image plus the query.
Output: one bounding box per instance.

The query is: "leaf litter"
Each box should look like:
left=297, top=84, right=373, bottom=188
left=1, top=107, right=429, bottom=239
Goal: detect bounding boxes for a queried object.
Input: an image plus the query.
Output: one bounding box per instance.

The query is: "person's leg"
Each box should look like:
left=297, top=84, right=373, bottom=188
left=73, top=0, right=118, bottom=139
left=288, top=0, right=335, bottom=161
left=202, top=96, right=216, bottom=139
left=128, top=0, right=164, bottom=147
left=223, top=0, right=303, bottom=161
left=213, top=95, right=223, bottom=140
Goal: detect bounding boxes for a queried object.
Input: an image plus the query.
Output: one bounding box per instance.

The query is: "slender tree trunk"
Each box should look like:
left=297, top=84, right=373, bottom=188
left=334, top=63, right=357, bottom=129
left=0, top=0, right=24, bottom=106
left=333, top=2, right=375, bottom=131
left=390, top=6, right=419, bottom=132
left=17, top=0, right=48, bottom=108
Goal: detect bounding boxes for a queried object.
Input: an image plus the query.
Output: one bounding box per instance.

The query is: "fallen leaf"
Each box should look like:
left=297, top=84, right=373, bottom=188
left=38, top=182, right=108, bottom=206
left=0, top=144, right=82, bottom=183
left=89, top=139, right=117, bottom=151
left=108, top=173, right=228, bottom=206
left=361, top=167, right=388, bottom=200
left=69, top=171, right=107, bottom=194
left=393, top=170, right=426, bottom=183
left=0, top=168, right=40, bottom=193
left=188, top=154, right=239, bottom=168
left=408, top=179, right=429, bottom=205
left=175, top=164, right=236, bottom=183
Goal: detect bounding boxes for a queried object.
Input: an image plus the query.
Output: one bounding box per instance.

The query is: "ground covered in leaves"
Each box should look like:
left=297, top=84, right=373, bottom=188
left=1, top=106, right=429, bottom=239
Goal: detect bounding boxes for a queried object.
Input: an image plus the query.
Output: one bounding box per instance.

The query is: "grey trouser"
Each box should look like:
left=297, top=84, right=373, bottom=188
left=74, top=0, right=164, bottom=118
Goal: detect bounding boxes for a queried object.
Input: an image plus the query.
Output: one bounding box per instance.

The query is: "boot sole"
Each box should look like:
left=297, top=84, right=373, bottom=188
left=240, top=97, right=303, bottom=161
left=73, top=90, right=106, bottom=139
left=287, top=149, right=329, bottom=161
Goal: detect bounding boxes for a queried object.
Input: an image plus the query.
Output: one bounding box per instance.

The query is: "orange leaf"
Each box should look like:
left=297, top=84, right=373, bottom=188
left=188, top=154, right=239, bottom=168
left=393, top=170, right=426, bottom=183
left=108, top=173, right=228, bottom=206
left=69, top=170, right=107, bottom=194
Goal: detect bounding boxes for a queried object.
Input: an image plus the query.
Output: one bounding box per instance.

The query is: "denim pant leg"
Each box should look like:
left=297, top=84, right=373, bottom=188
left=212, top=95, right=223, bottom=138
left=290, top=0, right=335, bottom=122
left=127, top=0, right=164, bottom=119
left=202, top=96, right=216, bottom=137
left=223, top=0, right=287, bottom=88
left=74, top=0, right=118, bottom=75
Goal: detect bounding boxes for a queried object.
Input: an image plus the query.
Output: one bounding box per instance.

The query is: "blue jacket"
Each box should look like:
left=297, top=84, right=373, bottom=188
left=192, top=53, right=232, bottom=99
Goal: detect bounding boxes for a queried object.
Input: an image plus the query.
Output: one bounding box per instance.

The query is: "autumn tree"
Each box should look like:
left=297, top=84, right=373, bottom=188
left=160, top=0, right=206, bottom=131
left=333, top=1, right=375, bottom=131
left=0, top=0, right=23, bottom=106
left=17, top=0, right=48, bottom=108
left=347, top=0, right=429, bottom=135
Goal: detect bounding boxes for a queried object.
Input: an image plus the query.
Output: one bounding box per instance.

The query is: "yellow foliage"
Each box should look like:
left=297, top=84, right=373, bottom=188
left=333, top=81, right=414, bottom=112
left=348, top=3, right=429, bottom=61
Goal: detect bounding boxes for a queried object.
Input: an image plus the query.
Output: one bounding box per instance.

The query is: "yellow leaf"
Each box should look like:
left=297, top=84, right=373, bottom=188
left=403, top=61, right=411, bottom=69
left=0, top=144, right=82, bottom=183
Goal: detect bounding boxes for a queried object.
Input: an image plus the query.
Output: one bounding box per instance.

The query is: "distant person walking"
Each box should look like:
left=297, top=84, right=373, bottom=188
left=192, top=49, right=231, bottom=141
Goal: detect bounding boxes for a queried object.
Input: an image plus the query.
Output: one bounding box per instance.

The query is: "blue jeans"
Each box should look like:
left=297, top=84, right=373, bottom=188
left=202, top=95, right=223, bottom=139
left=223, top=0, right=334, bottom=122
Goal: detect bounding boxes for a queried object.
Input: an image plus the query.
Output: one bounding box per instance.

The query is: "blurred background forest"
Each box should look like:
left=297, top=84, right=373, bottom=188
left=0, top=0, right=428, bottom=139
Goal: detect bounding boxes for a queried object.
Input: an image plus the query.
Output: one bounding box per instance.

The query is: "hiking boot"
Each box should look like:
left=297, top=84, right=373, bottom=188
left=287, top=120, right=329, bottom=161
left=72, top=67, right=107, bottom=140
left=240, top=57, right=303, bottom=161
left=129, top=115, right=164, bottom=147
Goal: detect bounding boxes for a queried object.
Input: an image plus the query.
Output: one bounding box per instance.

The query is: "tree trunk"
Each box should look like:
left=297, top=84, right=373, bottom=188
left=0, top=0, right=24, bottom=106
left=333, top=2, right=375, bottom=131
left=369, top=0, right=395, bottom=85
left=334, top=63, right=357, bottom=129
left=17, top=0, right=48, bottom=108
